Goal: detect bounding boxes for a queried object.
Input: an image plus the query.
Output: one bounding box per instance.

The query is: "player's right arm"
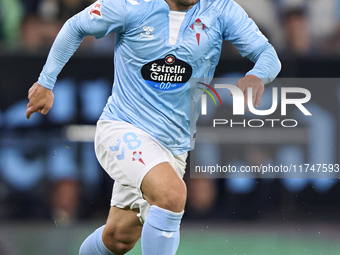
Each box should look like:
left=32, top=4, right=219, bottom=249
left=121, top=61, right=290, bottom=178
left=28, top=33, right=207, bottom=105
left=26, top=0, right=126, bottom=119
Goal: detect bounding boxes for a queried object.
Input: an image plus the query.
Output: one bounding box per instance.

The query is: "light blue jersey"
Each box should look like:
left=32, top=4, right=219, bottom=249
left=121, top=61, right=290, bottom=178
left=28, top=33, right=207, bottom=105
left=38, top=0, right=281, bottom=155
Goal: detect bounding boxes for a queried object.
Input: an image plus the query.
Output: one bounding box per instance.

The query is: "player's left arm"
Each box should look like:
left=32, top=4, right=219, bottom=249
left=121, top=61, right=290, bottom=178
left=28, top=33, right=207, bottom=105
left=222, top=0, right=281, bottom=110
left=236, top=43, right=281, bottom=110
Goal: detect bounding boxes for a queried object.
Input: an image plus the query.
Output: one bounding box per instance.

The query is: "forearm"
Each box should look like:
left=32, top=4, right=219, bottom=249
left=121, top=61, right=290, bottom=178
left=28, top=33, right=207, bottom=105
left=245, top=43, right=281, bottom=85
left=38, top=16, right=87, bottom=90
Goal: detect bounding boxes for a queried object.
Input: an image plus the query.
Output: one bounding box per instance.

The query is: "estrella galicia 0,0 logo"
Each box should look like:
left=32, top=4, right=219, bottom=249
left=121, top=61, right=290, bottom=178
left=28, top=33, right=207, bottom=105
left=141, top=55, right=192, bottom=91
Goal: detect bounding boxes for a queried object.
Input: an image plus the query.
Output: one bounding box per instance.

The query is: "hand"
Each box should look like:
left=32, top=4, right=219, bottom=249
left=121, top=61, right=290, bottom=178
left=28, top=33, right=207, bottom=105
left=233, top=75, right=264, bottom=111
left=26, top=82, right=54, bottom=119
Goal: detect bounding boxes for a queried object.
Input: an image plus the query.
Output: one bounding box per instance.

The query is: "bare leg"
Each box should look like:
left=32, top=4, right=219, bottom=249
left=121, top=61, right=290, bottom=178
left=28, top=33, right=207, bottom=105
left=141, top=162, right=187, bottom=212
left=102, top=206, right=142, bottom=255
left=140, top=162, right=187, bottom=255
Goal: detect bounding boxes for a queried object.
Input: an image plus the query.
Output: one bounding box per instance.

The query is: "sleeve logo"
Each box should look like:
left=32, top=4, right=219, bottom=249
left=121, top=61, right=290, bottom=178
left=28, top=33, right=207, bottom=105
left=88, top=2, right=102, bottom=19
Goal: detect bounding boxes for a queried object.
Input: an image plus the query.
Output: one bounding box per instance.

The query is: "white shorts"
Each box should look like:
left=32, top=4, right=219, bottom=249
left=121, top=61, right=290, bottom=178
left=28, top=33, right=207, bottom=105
left=95, top=120, right=187, bottom=222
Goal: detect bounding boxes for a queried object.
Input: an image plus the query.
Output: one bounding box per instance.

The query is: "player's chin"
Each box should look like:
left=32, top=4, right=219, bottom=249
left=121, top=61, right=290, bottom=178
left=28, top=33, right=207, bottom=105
left=180, top=0, right=199, bottom=7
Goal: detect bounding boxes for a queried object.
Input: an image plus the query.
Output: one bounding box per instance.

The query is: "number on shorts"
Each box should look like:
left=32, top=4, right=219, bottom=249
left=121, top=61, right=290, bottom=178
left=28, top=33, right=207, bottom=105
left=123, top=132, right=142, bottom=150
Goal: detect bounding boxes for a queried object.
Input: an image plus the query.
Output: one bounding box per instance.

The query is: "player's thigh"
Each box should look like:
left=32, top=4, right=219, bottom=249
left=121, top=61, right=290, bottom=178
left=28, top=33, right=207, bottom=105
left=141, top=162, right=187, bottom=212
left=103, top=206, right=142, bottom=248
left=95, top=120, right=174, bottom=190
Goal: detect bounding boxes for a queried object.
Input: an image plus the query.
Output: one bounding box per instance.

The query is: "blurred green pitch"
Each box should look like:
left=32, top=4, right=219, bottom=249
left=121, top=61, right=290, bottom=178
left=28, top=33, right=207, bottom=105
left=2, top=221, right=340, bottom=255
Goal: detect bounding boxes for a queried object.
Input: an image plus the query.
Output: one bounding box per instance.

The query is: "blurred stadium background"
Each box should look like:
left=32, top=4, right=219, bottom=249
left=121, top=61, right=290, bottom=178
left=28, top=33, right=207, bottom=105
left=1, top=0, right=340, bottom=254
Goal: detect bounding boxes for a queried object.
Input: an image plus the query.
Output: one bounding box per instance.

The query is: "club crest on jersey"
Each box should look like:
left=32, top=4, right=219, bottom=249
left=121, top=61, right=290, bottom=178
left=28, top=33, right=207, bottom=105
left=89, top=2, right=102, bottom=19
left=141, top=55, right=192, bottom=91
left=190, top=18, right=206, bottom=46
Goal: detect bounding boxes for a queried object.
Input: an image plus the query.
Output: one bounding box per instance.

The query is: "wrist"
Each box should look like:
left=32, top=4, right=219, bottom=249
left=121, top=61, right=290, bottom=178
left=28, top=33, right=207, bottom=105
left=38, top=72, right=55, bottom=90
left=245, top=74, right=264, bottom=85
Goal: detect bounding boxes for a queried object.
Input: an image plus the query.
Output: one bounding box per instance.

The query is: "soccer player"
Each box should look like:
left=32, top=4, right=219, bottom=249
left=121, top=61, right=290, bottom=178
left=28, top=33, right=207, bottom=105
left=26, top=0, right=281, bottom=254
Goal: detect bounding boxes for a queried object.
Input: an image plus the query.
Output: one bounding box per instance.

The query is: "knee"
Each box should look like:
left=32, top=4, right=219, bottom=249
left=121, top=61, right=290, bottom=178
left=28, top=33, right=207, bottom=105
left=152, top=180, right=187, bottom=212
left=141, top=163, right=187, bottom=212
left=102, top=227, right=139, bottom=255
left=111, top=242, right=134, bottom=255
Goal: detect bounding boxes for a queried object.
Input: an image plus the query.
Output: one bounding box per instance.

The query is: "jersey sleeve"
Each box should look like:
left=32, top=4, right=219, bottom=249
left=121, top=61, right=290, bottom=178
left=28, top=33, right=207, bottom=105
left=245, top=43, right=281, bottom=84
left=221, top=0, right=281, bottom=84
left=78, top=0, right=126, bottom=39
left=38, top=0, right=126, bottom=90
left=222, top=0, right=268, bottom=57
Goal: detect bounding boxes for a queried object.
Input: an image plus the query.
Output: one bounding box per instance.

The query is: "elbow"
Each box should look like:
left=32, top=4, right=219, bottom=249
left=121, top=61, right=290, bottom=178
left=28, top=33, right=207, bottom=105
left=267, top=46, right=282, bottom=83
left=266, top=43, right=281, bottom=78
left=274, top=55, right=282, bottom=77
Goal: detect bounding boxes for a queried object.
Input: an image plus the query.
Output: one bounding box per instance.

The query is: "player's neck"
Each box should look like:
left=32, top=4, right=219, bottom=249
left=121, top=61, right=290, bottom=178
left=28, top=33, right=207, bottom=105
left=165, top=0, right=196, bottom=11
